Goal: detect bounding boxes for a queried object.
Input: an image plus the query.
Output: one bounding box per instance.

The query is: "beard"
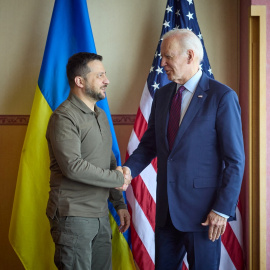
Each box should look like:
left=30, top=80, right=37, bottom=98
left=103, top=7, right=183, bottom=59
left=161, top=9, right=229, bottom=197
left=85, top=85, right=105, bottom=101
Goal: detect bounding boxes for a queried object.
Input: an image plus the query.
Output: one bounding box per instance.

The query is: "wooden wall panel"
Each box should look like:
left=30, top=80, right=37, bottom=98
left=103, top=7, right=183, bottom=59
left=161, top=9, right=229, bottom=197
left=0, top=126, right=26, bottom=270
left=249, top=5, right=267, bottom=270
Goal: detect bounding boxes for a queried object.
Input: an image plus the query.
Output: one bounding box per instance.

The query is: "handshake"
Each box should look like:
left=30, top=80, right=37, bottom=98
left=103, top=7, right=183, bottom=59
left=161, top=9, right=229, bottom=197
left=115, top=166, right=132, bottom=191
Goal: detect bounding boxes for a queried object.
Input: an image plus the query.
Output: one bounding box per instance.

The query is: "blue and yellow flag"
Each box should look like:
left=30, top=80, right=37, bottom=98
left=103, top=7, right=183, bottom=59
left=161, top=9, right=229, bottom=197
left=9, top=0, right=135, bottom=269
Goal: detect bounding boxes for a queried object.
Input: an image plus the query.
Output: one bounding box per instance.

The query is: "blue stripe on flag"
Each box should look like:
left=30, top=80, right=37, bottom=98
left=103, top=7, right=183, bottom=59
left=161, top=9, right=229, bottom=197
left=38, top=0, right=96, bottom=111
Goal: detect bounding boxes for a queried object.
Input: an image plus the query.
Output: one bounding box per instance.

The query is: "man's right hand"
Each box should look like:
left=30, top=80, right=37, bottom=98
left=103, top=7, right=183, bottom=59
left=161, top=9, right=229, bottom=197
left=116, top=166, right=123, bottom=174
left=115, top=166, right=132, bottom=191
left=123, top=166, right=132, bottom=184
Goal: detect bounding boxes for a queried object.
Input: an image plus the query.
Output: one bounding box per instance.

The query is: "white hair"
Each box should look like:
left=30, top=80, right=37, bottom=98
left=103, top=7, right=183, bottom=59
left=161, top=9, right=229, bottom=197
left=162, top=29, right=204, bottom=63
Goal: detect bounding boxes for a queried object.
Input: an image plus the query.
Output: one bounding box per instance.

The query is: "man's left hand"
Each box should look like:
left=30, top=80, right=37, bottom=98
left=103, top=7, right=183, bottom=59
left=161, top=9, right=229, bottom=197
left=201, top=210, right=227, bottom=242
left=117, top=209, right=130, bottom=233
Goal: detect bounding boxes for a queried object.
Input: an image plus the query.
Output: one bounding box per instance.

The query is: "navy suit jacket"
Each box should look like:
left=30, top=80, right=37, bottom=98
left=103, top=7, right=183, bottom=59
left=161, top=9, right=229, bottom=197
left=124, top=72, right=245, bottom=232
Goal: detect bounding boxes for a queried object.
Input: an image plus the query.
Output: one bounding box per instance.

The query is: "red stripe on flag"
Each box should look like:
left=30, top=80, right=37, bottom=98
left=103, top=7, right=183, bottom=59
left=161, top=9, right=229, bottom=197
left=182, top=262, right=188, bottom=270
left=151, top=157, right=157, bottom=173
left=237, top=200, right=242, bottom=212
left=131, top=174, right=156, bottom=231
left=222, top=222, right=244, bottom=270
left=125, top=151, right=130, bottom=162
left=128, top=204, right=155, bottom=270
left=133, top=108, right=148, bottom=141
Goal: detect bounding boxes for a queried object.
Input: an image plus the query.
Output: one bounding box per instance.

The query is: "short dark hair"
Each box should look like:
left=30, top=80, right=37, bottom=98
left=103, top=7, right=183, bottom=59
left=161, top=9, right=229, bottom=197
left=66, top=52, right=103, bottom=87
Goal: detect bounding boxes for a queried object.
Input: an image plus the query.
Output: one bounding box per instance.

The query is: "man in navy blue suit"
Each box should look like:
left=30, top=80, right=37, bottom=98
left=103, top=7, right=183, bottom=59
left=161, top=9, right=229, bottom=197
left=124, top=29, right=245, bottom=270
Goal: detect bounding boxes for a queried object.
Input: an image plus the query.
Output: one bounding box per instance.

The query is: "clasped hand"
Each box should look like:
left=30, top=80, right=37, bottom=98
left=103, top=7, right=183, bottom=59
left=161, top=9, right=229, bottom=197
left=115, top=166, right=132, bottom=191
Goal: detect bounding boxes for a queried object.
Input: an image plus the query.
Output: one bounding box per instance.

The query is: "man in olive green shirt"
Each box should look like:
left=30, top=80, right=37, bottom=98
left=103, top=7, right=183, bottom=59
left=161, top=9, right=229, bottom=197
left=46, top=52, right=131, bottom=270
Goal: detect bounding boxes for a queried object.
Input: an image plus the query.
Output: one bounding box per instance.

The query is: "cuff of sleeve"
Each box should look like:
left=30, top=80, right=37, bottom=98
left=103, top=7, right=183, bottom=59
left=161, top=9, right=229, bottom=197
left=114, top=204, right=127, bottom=211
left=212, top=209, right=229, bottom=219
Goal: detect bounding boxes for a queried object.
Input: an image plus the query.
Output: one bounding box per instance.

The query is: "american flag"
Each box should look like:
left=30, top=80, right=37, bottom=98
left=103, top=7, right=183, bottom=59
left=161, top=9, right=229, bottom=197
left=125, top=0, right=244, bottom=269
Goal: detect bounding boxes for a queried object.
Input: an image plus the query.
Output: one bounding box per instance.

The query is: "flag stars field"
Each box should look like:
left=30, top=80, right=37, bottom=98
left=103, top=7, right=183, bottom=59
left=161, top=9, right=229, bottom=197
left=186, top=11, right=194, bottom=20
left=163, top=20, right=170, bottom=28
left=166, top=5, right=173, bottom=13
left=155, top=66, right=163, bottom=74
left=152, top=82, right=160, bottom=90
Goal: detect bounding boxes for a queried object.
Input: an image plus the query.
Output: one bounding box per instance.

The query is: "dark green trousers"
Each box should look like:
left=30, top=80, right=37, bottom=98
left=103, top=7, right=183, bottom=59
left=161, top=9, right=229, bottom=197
left=49, top=214, right=112, bottom=270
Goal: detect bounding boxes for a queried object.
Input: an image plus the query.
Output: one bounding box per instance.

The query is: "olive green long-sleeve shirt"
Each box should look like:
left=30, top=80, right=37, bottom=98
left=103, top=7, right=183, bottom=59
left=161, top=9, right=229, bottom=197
left=46, top=93, right=125, bottom=218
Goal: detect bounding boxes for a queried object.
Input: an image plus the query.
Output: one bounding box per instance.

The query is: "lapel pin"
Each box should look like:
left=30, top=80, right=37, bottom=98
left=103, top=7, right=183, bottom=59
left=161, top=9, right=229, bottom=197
left=198, top=95, right=203, bottom=98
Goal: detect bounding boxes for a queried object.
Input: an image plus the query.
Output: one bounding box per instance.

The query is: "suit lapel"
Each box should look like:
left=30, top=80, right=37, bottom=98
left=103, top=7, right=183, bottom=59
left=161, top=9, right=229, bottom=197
left=171, top=73, right=210, bottom=153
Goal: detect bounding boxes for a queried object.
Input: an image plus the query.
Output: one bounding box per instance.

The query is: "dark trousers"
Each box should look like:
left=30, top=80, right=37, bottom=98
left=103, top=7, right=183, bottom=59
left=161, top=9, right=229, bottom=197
left=155, top=213, right=221, bottom=270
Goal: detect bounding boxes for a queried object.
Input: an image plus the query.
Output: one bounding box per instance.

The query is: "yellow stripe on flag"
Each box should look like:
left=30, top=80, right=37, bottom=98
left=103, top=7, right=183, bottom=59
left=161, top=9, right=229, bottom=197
left=109, top=213, right=136, bottom=270
left=9, top=86, right=56, bottom=270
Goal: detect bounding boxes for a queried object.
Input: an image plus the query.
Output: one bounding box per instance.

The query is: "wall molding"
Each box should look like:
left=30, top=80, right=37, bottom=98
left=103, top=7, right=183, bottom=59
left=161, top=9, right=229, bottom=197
left=249, top=5, right=267, bottom=270
left=0, top=115, right=30, bottom=126
left=111, top=114, right=136, bottom=125
left=0, top=114, right=136, bottom=126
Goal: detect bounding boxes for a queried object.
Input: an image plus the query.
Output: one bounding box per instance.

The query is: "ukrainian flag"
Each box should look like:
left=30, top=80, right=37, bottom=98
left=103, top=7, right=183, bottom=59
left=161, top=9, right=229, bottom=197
left=9, top=1, right=135, bottom=269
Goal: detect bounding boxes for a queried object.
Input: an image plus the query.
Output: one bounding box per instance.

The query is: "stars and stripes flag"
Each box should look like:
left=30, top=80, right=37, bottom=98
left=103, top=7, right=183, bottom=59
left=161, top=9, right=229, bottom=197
left=125, top=0, right=244, bottom=269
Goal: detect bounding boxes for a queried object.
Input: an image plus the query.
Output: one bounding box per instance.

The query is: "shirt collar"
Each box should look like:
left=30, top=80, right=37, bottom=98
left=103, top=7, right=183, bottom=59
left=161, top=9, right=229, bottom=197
left=68, top=92, right=100, bottom=115
left=177, top=69, right=202, bottom=93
